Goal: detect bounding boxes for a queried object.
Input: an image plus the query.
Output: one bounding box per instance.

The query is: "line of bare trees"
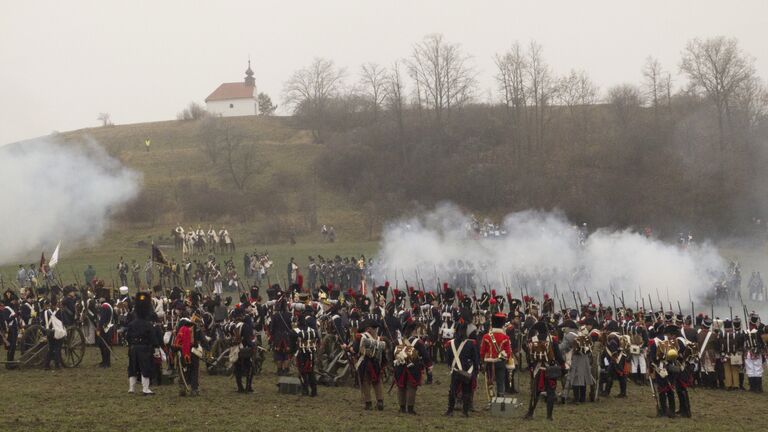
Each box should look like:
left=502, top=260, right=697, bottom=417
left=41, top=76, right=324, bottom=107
left=282, top=34, right=768, bottom=236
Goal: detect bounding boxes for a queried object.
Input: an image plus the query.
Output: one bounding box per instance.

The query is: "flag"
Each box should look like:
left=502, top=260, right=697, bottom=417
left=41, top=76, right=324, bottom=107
left=152, top=243, right=169, bottom=266
left=39, top=252, right=46, bottom=273
left=49, top=241, right=61, bottom=269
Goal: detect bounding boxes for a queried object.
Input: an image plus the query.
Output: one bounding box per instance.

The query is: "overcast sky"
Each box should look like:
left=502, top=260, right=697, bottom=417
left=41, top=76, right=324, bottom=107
left=1, top=0, right=767, bottom=146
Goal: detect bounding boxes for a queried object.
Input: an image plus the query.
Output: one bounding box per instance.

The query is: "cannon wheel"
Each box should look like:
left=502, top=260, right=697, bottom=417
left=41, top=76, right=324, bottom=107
left=20, top=324, right=46, bottom=354
left=61, top=326, right=86, bottom=368
left=206, top=339, right=233, bottom=375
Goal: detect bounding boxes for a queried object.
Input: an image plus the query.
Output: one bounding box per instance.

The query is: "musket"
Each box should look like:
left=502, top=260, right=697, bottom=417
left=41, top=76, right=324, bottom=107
left=572, top=291, right=579, bottom=312
left=576, top=292, right=584, bottom=311
left=655, top=288, right=663, bottom=311
left=648, top=294, right=654, bottom=314
left=649, top=372, right=661, bottom=415
left=677, top=301, right=682, bottom=317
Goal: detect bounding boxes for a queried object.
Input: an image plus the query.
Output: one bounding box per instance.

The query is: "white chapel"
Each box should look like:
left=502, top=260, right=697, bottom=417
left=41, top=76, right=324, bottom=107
left=205, top=61, right=258, bottom=117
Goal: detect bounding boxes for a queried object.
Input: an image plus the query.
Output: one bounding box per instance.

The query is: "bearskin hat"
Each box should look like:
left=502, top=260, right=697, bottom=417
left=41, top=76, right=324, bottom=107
left=664, top=323, right=680, bottom=336
left=478, top=292, right=490, bottom=308
left=329, top=286, right=340, bottom=301
left=542, top=294, right=554, bottom=314
left=733, top=316, right=742, bottom=330
left=266, top=284, right=280, bottom=301
left=749, top=312, right=760, bottom=325
left=532, top=320, right=548, bottom=336
left=360, top=297, right=371, bottom=313
left=491, top=312, right=506, bottom=329
left=385, top=301, right=396, bottom=314
left=402, top=316, right=419, bottom=334
left=582, top=317, right=598, bottom=328
left=425, top=291, right=436, bottom=304
left=170, top=286, right=183, bottom=301
left=604, top=319, right=620, bottom=332
left=375, top=284, right=388, bottom=302
left=408, top=287, right=421, bottom=306
left=442, top=283, right=455, bottom=303
left=695, top=313, right=704, bottom=327
left=134, top=291, right=153, bottom=320
left=394, top=289, right=407, bottom=305
left=493, top=295, right=505, bottom=312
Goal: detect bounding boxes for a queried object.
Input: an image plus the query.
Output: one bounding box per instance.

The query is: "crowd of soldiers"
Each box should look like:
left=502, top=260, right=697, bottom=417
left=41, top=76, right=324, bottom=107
left=2, top=255, right=767, bottom=422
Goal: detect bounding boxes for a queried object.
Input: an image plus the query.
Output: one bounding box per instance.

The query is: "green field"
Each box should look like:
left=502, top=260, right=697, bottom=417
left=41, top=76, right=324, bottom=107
left=0, top=346, right=765, bottom=432
left=0, top=228, right=377, bottom=293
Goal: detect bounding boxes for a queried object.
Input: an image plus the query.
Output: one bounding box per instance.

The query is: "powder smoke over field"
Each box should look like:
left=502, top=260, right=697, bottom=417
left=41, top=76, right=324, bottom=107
left=374, top=203, right=727, bottom=307
left=0, top=137, right=141, bottom=265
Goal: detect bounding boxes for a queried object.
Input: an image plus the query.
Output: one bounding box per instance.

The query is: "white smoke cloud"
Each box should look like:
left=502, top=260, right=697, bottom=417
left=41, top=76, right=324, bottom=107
left=374, top=203, right=727, bottom=308
left=0, top=137, right=141, bottom=265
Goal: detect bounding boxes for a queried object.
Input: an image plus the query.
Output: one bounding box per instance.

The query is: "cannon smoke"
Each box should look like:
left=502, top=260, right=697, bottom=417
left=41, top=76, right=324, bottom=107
left=374, top=203, right=730, bottom=312
left=0, top=137, right=141, bottom=266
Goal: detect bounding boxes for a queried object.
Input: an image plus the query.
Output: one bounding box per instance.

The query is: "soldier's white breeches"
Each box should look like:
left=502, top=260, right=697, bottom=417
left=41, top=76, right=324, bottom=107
left=631, top=354, right=646, bottom=374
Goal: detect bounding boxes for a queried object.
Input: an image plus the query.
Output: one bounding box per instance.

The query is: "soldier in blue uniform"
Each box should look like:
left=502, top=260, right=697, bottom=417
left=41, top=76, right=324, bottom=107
left=444, top=320, right=480, bottom=417
left=125, top=292, right=159, bottom=395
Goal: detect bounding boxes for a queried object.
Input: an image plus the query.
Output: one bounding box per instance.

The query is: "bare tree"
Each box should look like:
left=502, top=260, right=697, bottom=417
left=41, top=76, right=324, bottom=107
left=218, top=120, right=264, bottom=190
left=526, top=41, right=556, bottom=150
left=177, top=102, right=208, bottom=121
left=557, top=70, right=599, bottom=114
left=494, top=42, right=528, bottom=158
left=732, top=75, right=768, bottom=131
left=557, top=69, right=599, bottom=147
left=642, top=57, right=664, bottom=119
left=407, top=34, right=476, bottom=125
left=359, top=62, right=387, bottom=120
left=680, top=37, right=756, bottom=148
left=283, top=58, right=345, bottom=143
left=385, top=61, right=408, bottom=163
left=198, top=116, right=223, bottom=163
left=607, top=84, right=644, bottom=129
left=97, top=112, right=112, bottom=127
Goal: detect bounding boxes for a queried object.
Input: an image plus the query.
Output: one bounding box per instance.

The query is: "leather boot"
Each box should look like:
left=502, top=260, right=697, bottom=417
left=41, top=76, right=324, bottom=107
left=245, top=372, right=254, bottom=393
left=657, top=393, right=667, bottom=417
left=680, top=390, right=692, bottom=418
left=444, top=396, right=454, bottom=417
left=546, top=395, right=555, bottom=420
left=364, top=401, right=372, bottom=410
left=407, top=405, right=417, bottom=415
left=376, top=400, right=384, bottom=411
left=400, top=405, right=406, bottom=413
left=236, top=372, right=245, bottom=393
left=667, top=393, right=676, bottom=418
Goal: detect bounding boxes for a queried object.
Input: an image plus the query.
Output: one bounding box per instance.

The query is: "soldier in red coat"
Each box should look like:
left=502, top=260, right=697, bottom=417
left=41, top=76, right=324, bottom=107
left=480, top=313, right=513, bottom=398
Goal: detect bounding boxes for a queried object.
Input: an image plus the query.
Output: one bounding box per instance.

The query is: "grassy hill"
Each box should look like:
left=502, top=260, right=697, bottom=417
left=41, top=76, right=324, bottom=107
left=0, top=116, right=378, bottom=286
